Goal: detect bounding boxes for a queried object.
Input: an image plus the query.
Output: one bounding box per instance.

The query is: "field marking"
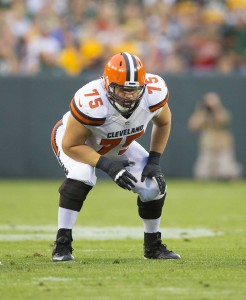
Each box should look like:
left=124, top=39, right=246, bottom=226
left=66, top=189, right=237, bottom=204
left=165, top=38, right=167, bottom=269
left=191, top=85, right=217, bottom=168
left=38, top=277, right=73, bottom=282
left=0, top=225, right=222, bottom=241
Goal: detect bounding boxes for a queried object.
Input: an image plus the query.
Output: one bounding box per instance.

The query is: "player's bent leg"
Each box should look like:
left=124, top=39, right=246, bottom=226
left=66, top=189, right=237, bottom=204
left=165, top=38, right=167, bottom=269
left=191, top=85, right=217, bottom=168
left=52, top=127, right=96, bottom=262
left=52, top=179, right=93, bottom=262
left=137, top=195, right=181, bottom=260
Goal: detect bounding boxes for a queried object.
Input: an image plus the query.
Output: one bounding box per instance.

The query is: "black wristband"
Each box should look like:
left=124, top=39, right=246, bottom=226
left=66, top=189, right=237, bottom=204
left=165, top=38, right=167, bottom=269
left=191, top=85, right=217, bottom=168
left=148, top=151, right=161, bottom=165
left=96, top=156, right=110, bottom=172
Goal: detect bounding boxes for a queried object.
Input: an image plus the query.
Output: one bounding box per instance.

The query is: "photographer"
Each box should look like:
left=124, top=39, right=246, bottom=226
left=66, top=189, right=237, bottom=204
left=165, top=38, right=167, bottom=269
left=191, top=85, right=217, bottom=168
left=188, top=92, right=242, bottom=180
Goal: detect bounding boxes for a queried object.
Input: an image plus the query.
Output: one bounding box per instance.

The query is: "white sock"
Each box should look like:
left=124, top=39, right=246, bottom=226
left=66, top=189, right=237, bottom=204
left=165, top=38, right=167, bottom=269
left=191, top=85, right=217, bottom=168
left=142, top=217, right=161, bottom=233
left=58, top=207, right=79, bottom=229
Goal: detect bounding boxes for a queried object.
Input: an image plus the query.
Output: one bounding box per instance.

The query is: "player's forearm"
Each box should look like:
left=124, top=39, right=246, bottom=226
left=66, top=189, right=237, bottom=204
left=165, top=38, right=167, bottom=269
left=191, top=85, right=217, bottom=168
left=150, top=123, right=171, bottom=154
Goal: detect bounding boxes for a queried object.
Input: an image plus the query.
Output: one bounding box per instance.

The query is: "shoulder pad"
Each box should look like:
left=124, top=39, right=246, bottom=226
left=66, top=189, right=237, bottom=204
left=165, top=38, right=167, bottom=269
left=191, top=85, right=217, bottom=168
left=70, top=81, right=108, bottom=126
left=145, top=73, right=169, bottom=112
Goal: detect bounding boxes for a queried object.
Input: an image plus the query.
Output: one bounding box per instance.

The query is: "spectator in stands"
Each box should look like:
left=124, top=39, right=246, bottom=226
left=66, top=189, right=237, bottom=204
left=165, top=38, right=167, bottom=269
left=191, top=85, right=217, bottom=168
left=188, top=92, right=243, bottom=180
left=58, top=31, right=83, bottom=76
left=1, top=0, right=246, bottom=76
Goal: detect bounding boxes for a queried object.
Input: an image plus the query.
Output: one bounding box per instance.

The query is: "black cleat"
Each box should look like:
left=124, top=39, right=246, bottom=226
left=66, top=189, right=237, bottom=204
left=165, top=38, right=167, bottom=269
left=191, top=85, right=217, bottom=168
left=144, top=232, right=181, bottom=259
left=52, top=228, right=74, bottom=262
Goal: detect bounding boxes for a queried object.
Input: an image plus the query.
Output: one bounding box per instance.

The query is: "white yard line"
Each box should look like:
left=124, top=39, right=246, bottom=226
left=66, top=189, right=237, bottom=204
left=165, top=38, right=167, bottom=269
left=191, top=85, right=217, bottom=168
left=0, top=225, right=222, bottom=241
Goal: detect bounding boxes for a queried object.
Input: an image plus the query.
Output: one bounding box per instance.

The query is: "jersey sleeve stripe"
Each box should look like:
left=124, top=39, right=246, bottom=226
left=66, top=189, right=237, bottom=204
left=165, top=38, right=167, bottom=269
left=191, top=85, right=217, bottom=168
left=51, top=119, right=63, bottom=155
left=70, top=98, right=106, bottom=126
left=149, top=92, right=169, bottom=112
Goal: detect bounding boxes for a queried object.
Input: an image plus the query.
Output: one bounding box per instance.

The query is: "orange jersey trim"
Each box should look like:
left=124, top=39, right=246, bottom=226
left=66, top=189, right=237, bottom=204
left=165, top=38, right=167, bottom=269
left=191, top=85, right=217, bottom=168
left=70, top=98, right=106, bottom=126
left=149, top=92, right=169, bottom=112
left=51, top=119, right=63, bottom=155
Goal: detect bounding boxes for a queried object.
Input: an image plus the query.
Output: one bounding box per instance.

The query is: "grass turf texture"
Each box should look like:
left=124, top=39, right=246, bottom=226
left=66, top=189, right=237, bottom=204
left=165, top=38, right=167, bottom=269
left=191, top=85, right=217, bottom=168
left=0, top=179, right=245, bottom=300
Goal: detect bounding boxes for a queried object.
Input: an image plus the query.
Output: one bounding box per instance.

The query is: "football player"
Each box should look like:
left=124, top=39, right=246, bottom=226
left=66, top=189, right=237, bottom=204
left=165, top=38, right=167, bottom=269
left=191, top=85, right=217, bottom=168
left=51, top=52, right=180, bottom=261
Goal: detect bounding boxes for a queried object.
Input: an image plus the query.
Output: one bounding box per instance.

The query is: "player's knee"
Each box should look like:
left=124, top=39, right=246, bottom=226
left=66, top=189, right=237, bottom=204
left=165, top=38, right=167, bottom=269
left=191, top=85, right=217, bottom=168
left=59, top=178, right=92, bottom=212
left=135, top=177, right=166, bottom=202
left=137, top=187, right=164, bottom=202
left=137, top=194, right=166, bottom=219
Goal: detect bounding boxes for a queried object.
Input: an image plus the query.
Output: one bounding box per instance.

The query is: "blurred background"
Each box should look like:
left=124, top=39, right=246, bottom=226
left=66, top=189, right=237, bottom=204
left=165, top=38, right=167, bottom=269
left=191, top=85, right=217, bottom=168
left=0, top=0, right=245, bottom=179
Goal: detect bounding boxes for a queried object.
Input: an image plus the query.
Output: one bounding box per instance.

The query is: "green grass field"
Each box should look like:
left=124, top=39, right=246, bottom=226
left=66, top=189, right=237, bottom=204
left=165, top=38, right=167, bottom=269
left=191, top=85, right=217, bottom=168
left=0, top=179, right=245, bottom=300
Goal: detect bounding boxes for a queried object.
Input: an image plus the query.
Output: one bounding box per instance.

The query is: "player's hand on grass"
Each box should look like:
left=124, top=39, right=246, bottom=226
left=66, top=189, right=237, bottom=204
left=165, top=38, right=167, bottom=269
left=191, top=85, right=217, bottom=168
left=141, top=151, right=166, bottom=194
left=96, top=156, right=137, bottom=190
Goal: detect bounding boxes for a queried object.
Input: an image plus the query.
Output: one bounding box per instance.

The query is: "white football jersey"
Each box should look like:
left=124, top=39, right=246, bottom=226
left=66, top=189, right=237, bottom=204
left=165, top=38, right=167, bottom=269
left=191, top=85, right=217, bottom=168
left=62, top=73, right=169, bottom=159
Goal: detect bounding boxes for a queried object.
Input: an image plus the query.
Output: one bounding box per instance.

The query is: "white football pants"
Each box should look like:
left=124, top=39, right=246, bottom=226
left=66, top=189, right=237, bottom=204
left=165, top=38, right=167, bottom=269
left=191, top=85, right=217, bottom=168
left=52, top=121, right=165, bottom=202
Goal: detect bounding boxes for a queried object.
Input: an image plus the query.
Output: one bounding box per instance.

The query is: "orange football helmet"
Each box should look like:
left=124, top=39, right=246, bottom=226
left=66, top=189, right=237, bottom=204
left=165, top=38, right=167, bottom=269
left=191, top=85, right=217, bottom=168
left=104, top=52, right=146, bottom=115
